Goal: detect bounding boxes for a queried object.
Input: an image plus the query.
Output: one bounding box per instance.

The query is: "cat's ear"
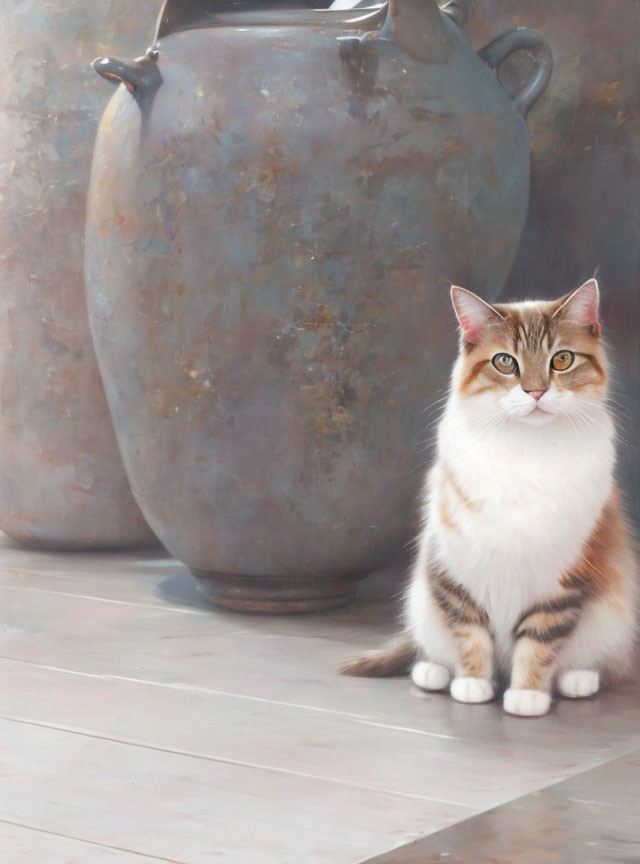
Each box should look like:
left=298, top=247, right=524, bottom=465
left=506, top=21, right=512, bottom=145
left=450, top=285, right=505, bottom=344
left=552, top=279, right=601, bottom=337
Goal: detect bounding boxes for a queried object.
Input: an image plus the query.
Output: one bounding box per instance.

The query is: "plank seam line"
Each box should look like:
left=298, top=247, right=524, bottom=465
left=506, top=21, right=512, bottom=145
left=0, top=817, right=190, bottom=863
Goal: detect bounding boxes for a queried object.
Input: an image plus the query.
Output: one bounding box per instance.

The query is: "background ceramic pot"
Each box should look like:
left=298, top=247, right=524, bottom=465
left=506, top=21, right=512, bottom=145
left=466, top=0, right=640, bottom=525
left=0, top=0, right=160, bottom=548
left=86, top=0, right=550, bottom=611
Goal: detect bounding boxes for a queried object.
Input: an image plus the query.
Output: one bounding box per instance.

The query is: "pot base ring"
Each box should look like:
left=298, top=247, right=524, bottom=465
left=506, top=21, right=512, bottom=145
left=191, top=569, right=362, bottom=614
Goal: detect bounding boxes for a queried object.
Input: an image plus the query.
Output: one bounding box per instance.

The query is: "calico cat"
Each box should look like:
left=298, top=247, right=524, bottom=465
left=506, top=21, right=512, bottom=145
left=341, top=279, right=638, bottom=717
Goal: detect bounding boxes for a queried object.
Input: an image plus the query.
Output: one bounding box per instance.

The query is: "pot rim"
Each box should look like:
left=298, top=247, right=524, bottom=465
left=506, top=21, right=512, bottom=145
left=155, top=0, right=388, bottom=39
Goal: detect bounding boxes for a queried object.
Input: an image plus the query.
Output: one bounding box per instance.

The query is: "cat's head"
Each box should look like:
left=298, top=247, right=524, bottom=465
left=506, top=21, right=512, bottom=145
left=450, top=279, right=607, bottom=427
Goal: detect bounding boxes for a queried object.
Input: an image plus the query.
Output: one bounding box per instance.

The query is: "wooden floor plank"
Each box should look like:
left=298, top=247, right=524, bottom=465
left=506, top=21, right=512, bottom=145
left=0, top=719, right=465, bottom=864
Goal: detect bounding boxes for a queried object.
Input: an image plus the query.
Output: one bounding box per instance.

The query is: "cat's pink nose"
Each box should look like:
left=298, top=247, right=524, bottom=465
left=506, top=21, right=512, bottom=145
left=527, top=389, right=546, bottom=401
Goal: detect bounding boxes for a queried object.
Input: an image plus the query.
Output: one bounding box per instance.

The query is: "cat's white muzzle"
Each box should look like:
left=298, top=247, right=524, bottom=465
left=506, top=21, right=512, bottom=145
left=518, top=402, right=556, bottom=426
left=501, top=389, right=557, bottom=426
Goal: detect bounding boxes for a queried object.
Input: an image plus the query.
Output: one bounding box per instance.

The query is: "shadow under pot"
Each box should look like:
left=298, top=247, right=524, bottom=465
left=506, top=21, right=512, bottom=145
left=85, top=0, right=551, bottom=612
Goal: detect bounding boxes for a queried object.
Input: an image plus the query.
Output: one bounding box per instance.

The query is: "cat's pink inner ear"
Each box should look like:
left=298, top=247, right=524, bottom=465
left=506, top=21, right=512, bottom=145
left=555, top=279, right=601, bottom=336
left=450, top=285, right=501, bottom=344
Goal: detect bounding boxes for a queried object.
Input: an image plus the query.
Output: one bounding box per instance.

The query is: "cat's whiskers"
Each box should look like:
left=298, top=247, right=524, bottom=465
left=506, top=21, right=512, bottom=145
left=576, top=394, right=622, bottom=413
left=415, top=414, right=452, bottom=455
left=410, top=458, right=433, bottom=475
left=581, top=396, right=630, bottom=426
left=421, top=411, right=448, bottom=435
left=572, top=400, right=631, bottom=448
left=557, top=405, right=582, bottom=444
left=473, top=407, right=510, bottom=439
left=421, top=393, right=450, bottom=415
left=574, top=402, right=606, bottom=423
left=414, top=432, right=438, bottom=455
left=605, top=396, right=631, bottom=416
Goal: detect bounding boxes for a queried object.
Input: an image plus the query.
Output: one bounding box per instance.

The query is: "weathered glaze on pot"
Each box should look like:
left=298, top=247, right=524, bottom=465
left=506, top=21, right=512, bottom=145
left=86, top=0, right=550, bottom=610
left=0, top=1, right=160, bottom=548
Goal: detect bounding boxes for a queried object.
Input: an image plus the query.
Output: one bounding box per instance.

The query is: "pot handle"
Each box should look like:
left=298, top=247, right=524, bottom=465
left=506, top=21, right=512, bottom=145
left=92, top=50, right=162, bottom=98
left=478, top=27, right=552, bottom=117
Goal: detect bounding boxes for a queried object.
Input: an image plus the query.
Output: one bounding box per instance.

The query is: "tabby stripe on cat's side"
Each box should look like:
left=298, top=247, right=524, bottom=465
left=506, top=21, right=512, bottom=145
left=510, top=589, right=587, bottom=691
left=430, top=566, right=493, bottom=679
left=512, top=593, right=585, bottom=643
left=560, top=493, right=627, bottom=598
left=430, top=568, right=489, bottom=627
left=441, top=462, right=482, bottom=512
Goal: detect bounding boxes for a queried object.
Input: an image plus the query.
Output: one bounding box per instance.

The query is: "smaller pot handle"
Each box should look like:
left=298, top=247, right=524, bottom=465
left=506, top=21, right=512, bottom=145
left=478, top=27, right=552, bottom=118
left=92, top=50, right=162, bottom=99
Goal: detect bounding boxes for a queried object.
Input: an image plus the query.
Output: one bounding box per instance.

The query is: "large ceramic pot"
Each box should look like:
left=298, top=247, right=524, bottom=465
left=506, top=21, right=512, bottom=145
left=0, top=0, right=160, bottom=548
left=85, top=0, right=551, bottom=611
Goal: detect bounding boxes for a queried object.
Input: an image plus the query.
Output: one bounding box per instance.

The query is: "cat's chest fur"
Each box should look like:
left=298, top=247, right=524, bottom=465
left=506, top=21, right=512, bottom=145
left=429, top=402, right=615, bottom=647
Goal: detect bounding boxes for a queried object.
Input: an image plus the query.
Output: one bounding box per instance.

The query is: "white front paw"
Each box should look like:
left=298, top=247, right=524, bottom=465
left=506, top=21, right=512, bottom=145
left=557, top=669, right=600, bottom=698
left=411, top=661, right=451, bottom=692
left=450, top=676, right=494, bottom=704
left=504, top=688, right=551, bottom=717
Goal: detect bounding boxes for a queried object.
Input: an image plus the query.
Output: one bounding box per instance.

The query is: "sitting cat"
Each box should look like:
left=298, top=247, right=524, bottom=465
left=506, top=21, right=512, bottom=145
left=341, top=280, right=638, bottom=717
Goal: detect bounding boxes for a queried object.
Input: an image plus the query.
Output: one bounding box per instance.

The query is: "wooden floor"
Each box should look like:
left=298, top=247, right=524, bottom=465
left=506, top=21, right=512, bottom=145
left=0, top=535, right=638, bottom=863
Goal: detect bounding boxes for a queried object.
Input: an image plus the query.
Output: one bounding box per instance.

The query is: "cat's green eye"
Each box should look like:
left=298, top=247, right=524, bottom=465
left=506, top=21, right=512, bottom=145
left=491, top=353, right=518, bottom=375
left=551, top=350, right=575, bottom=372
